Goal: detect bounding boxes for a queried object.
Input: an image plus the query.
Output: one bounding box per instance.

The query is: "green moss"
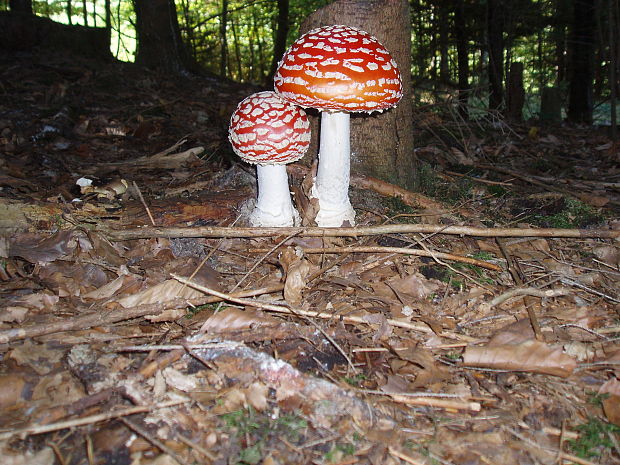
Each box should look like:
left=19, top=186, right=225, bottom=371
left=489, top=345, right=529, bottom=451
left=568, top=417, right=620, bottom=459
left=534, top=197, right=604, bottom=229
left=222, top=407, right=309, bottom=464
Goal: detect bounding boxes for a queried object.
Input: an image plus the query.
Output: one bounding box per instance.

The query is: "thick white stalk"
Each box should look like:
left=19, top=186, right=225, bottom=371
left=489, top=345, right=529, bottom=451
left=250, top=164, right=299, bottom=227
left=312, top=111, right=356, bottom=227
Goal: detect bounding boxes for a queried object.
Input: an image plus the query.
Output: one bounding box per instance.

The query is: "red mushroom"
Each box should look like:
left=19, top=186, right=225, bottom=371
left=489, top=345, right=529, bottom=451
left=229, top=91, right=311, bottom=226
left=274, top=25, right=403, bottom=227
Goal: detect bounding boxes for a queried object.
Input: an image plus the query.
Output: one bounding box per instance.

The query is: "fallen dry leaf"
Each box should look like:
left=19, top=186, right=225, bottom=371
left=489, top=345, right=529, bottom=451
left=599, top=378, right=620, bottom=425
left=279, top=246, right=313, bottom=305
left=463, top=339, right=577, bottom=377
left=115, top=279, right=203, bottom=308
left=200, top=306, right=280, bottom=334
left=0, top=447, right=55, bottom=465
left=387, top=272, right=439, bottom=300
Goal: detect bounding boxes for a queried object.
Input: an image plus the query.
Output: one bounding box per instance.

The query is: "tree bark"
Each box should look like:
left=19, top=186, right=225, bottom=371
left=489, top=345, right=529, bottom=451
left=67, top=0, right=73, bottom=25
left=133, top=0, right=196, bottom=74
left=299, top=0, right=415, bottom=189
left=506, top=61, right=524, bottom=120
left=268, top=0, right=289, bottom=83
left=487, top=0, right=505, bottom=111
left=82, top=0, right=88, bottom=26
left=9, top=0, right=33, bottom=14
left=454, top=0, right=469, bottom=119
left=438, top=1, right=450, bottom=84
left=219, top=0, right=228, bottom=77
left=567, top=0, right=596, bottom=123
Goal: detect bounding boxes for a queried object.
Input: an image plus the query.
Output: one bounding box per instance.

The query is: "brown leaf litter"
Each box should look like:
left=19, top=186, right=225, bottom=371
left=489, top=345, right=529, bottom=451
left=1, top=50, right=619, bottom=464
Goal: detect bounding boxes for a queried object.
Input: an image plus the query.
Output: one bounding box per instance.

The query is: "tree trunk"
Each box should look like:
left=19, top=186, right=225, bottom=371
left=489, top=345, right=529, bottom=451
left=553, top=0, right=571, bottom=85
left=230, top=14, right=242, bottom=80
left=219, top=0, right=228, bottom=77
left=299, top=0, right=415, bottom=189
left=540, top=87, right=563, bottom=122
left=609, top=0, right=618, bottom=139
left=487, top=0, right=505, bottom=111
left=9, top=0, right=33, bottom=14
left=133, top=0, right=196, bottom=74
left=268, top=0, right=289, bottom=83
left=438, top=1, right=450, bottom=84
left=105, top=0, right=111, bottom=31
left=454, top=0, right=469, bottom=119
left=82, top=0, right=88, bottom=26
left=67, top=0, right=73, bottom=24
left=506, top=61, right=524, bottom=120
left=568, top=0, right=596, bottom=123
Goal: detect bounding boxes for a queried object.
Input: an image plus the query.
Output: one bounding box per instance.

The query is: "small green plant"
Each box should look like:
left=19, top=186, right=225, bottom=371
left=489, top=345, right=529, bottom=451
left=383, top=196, right=418, bottom=222
left=52, top=213, right=65, bottom=228
left=487, top=183, right=508, bottom=197
left=586, top=391, right=610, bottom=407
left=470, top=251, right=495, bottom=261
left=534, top=197, right=603, bottom=229
left=185, top=302, right=219, bottom=319
left=567, top=417, right=620, bottom=459
left=444, top=352, right=462, bottom=361
left=343, top=373, right=367, bottom=387
left=324, top=442, right=356, bottom=463
left=221, top=407, right=308, bottom=464
left=238, top=443, right=263, bottom=465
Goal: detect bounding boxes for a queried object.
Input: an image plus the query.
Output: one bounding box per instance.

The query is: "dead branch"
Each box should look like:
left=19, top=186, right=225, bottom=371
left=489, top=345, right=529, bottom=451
left=287, top=163, right=446, bottom=211
left=0, top=285, right=286, bottom=344
left=249, top=246, right=502, bottom=271
left=488, top=287, right=572, bottom=307
left=388, top=393, right=481, bottom=412
left=100, top=223, right=620, bottom=241
left=0, top=399, right=189, bottom=441
left=475, top=163, right=620, bottom=208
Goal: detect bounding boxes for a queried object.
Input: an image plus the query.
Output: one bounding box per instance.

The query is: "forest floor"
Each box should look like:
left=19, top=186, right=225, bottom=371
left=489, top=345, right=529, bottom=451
left=0, top=49, right=619, bottom=465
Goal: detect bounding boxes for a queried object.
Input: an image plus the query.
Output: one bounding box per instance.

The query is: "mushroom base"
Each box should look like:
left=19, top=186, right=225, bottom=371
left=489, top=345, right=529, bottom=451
left=313, top=111, right=356, bottom=227
left=250, top=164, right=300, bottom=227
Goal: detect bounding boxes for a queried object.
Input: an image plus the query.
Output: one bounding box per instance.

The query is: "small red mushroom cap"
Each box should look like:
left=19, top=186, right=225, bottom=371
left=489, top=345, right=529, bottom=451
left=274, top=25, right=403, bottom=113
left=229, top=91, right=311, bottom=165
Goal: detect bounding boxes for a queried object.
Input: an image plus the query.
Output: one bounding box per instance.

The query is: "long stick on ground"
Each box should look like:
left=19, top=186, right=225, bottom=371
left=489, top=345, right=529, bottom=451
left=0, top=399, right=188, bottom=440
left=171, top=275, right=477, bottom=342
left=0, top=284, right=286, bottom=344
left=249, top=246, right=502, bottom=271
left=101, top=224, right=620, bottom=241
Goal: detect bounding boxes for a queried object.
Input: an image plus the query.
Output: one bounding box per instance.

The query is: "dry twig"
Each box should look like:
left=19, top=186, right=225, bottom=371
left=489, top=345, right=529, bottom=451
left=101, top=224, right=620, bottom=241
left=249, top=246, right=502, bottom=271
left=0, top=399, right=189, bottom=441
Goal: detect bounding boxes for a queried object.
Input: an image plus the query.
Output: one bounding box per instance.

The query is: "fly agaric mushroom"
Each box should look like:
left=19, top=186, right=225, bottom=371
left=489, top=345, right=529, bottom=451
left=229, top=91, right=311, bottom=227
left=274, top=25, right=403, bottom=227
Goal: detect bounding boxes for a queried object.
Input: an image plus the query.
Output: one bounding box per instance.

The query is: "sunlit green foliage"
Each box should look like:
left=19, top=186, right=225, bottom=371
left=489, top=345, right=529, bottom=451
left=2, top=0, right=615, bottom=122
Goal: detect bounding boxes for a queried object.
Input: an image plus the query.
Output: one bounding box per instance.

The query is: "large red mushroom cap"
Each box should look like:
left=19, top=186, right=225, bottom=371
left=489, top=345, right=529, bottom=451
left=229, top=91, right=311, bottom=165
left=274, top=25, right=403, bottom=113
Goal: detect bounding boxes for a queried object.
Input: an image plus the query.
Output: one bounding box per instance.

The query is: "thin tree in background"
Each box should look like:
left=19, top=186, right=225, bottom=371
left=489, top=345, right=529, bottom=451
left=220, top=0, right=228, bottom=77
left=487, top=0, right=505, bottom=111
left=568, top=0, right=596, bottom=123
left=82, top=0, right=88, bottom=25
left=67, top=0, right=73, bottom=25
left=105, top=0, right=110, bottom=30
left=609, top=0, right=618, bottom=138
left=268, top=0, right=289, bottom=82
left=454, top=0, right=470, bottom=119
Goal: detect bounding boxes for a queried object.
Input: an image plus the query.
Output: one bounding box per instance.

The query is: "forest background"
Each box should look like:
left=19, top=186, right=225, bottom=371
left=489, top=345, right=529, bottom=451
left=1, top=0, right=615, bottom=129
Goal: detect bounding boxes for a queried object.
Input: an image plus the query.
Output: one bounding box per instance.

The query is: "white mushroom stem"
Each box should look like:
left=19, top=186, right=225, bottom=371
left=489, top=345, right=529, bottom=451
left=250, top=164, right=300, bottom=227
left=311, top=111, right=356, bottom=227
